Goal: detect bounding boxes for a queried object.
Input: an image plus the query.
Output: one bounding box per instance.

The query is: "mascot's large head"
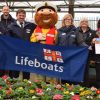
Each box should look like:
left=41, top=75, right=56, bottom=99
left=35, top=2, right=58, bottom=29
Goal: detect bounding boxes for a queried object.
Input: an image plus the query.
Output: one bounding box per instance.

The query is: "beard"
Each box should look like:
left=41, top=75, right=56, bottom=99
left=35, top=12, right=58, bottom=29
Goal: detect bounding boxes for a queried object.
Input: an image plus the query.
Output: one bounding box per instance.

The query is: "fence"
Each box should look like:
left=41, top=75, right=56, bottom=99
left=56, top=17, right=100, bottom=30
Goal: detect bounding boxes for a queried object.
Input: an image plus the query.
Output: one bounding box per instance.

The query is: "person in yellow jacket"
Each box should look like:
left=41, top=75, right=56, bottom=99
left=30, top=2, right=58, bottom=83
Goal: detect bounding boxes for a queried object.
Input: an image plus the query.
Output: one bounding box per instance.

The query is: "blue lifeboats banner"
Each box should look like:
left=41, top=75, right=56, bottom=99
left=0, top=36, right=89, bottom=82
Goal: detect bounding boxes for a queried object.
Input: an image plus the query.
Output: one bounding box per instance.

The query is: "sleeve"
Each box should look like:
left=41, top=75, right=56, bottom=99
left=6, top=25, right=13, bottom=36
left=30, top=30, right=38, bottom=42
left=76, top=30, right=88, bottom=46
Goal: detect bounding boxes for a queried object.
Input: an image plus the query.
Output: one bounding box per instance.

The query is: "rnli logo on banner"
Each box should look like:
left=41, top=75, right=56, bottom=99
left=43, top=48, right=63, bottom=63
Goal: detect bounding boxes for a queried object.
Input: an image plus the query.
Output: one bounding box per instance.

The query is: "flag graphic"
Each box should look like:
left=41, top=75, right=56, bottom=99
left=43, top=48, right=63, bottom=63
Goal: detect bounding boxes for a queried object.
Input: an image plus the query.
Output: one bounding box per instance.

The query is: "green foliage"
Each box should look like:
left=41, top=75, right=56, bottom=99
left=0, top=76, right=100, bottom=99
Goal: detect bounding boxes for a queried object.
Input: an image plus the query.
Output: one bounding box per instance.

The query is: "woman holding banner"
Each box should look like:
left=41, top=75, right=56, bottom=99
left=92, top=19, right=100, bottom=88
left=76, top=18, right=96, bottom=87
left=57, top=14, right=80, bottom=84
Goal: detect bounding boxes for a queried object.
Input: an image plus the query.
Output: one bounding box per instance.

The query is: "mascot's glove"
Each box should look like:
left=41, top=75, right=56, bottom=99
left=35, top=33, right=46, bottom=41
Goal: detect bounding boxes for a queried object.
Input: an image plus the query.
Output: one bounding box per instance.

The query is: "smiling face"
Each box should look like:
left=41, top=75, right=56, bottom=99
left=16, top=12, right=26, bottom=23
left=62, top=14, right=73, bottom=27
left=64, top=16, right=72, bottom=27
left=80, top=18, right=89, bottom=28
left=35, top=7, right=58, bottom=29
left=2, top=6, right=10, bottom=16
left=16, top=9, right=26, bottom=23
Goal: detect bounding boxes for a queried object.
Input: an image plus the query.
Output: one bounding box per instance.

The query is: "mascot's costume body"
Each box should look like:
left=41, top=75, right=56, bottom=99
left=30, top=2, right=59, bottom=82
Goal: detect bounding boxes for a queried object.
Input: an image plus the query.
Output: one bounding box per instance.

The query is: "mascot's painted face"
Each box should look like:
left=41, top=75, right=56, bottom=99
left=35, top=7, right=58, bottom=29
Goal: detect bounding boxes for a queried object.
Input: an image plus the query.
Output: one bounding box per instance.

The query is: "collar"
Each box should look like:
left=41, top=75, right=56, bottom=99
left=16, top=21, right=25, bottom=27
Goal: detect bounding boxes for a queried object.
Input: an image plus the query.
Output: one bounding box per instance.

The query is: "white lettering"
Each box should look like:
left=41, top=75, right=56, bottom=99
left=54, top=64, right=59, bottom=72
left=15, top=56, right=64, bottom=73
left=24, top=57, right=29, bottom=65
left=59, top=66, right=63, bottom=72
left=34, top=59, right=40, bottom=67
left=41, top=63, right=47, bottom=69
left=15, top=56, right=20, bottom=64
left=21, top=56, right=24, bottom=65
left=28, top=60, right=34, bottom=66
left=48, top=64, right=53, bottom=71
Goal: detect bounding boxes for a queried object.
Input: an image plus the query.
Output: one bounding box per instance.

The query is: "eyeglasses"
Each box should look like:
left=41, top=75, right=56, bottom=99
left=64, top=18, right=72, bottom=21
left=81, top=21, right=88, bottom=23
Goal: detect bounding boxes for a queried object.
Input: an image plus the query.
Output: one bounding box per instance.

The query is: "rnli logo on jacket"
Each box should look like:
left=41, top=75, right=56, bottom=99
left=43, top=48, right=63, bottom=63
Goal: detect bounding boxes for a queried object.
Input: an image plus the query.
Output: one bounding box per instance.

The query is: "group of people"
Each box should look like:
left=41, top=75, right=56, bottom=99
left=0, top=2, right=100, bottom=88
left=58, top=13, right=100, bottom=88
left=0, top=6, right=36, bottom=80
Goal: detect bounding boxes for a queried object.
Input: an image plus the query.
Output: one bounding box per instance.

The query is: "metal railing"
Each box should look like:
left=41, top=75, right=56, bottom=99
left=56, top=17, right=100, bottom=30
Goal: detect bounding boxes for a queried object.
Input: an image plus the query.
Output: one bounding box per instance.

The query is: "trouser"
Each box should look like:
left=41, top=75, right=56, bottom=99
left=0, top=70, right=9, bottom=77
left=81, top=55, right=90, bottom=87
left=83, top=52, right=95, bottom=87
left=0, top=70, right=5, bottom=77
left=83, top=61, right=89, bottom=86
left=9, top=70, right=30, bottom=80
left=95, top=62, right=100, bottom=88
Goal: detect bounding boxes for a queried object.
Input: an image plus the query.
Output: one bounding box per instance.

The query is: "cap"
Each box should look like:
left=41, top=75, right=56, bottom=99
left=35, top=2, right=57, bottom=12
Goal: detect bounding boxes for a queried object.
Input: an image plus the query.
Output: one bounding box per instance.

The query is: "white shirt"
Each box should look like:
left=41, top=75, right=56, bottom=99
left=16, top=21, right=25, bottom=28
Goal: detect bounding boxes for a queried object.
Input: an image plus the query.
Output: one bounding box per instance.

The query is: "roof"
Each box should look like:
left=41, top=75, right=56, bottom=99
left=0, top=0, right=100, bottom=13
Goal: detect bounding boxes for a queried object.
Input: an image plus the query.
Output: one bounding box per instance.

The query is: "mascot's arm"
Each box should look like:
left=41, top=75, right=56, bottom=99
left=30, top=30, right=43, bottom=42
left=30, top=31, right=38, bottom=42
left=30, top=29, right=58, bottom=44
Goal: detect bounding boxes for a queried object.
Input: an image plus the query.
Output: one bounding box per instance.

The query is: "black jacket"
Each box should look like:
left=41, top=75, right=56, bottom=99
left=76, top=27, right=96, bottom=47
left=0, top=22, right=7, bottom=35
left=0, top=14, right=15, bottom=30
left=7, top=21, right=36, bottom=41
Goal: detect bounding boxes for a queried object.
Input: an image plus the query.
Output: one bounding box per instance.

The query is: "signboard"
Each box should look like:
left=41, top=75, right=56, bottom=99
left=95, top=38, right=100, bottom=54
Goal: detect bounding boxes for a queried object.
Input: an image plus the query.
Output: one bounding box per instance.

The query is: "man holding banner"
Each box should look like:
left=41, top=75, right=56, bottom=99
left=7, top=9, right=36, bottom=80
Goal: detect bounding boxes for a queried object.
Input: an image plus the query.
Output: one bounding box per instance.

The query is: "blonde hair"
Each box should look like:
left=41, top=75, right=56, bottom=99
left=62, top=13, right=73, bottom=27
left=79, top=17, right=89, bottom=27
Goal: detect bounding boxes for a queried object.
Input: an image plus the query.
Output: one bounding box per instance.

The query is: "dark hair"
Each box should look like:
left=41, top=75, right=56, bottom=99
left=16, top=9, right=26, bottom=16
left=97, top=19, right=100, bottom=29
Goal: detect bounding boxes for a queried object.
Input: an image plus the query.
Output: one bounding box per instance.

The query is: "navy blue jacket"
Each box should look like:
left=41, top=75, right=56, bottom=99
left=57, top=25, right=78, bottom=46
left=7, top=21, right=36, bottom=41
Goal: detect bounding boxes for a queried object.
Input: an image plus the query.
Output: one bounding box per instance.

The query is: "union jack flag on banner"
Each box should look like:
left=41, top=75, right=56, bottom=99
left=43, top=48, right=63, bottom=63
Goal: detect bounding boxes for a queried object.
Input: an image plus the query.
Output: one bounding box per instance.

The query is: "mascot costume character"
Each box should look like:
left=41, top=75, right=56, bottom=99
left=30, top=2, right=59, bottom=82
left=30, top=2, right=58, bottom=45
